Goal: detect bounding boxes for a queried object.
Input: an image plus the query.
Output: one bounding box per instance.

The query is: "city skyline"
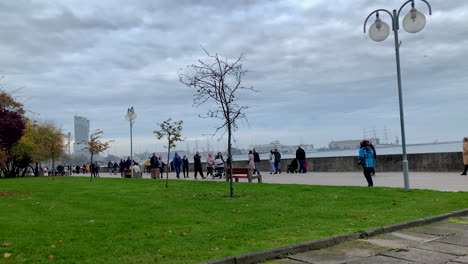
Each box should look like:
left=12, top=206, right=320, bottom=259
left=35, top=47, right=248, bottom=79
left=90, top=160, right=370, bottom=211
left=1, top=0, right=467, bottom=157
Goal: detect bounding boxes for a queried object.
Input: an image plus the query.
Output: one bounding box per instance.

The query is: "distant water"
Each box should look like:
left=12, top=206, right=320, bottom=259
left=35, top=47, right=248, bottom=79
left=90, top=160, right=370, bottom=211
left=233, top=142, right=462, bottom=161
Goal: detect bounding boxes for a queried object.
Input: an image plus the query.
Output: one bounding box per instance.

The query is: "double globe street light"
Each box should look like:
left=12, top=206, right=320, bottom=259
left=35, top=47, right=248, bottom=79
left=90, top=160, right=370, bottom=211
left=363, top=0, right=432, bottom=191
left=125, top=107, right=137, bottom=178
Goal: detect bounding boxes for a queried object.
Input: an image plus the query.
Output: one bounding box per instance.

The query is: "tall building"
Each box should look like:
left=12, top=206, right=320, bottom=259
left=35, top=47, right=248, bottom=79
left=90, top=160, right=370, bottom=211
left=74, top=115, right=90, bottom=155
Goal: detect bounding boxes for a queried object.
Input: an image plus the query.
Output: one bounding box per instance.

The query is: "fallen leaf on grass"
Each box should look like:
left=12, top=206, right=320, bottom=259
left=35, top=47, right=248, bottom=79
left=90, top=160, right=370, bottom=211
left=50, top=206, right=55, bottom=209
left=273, top=240, right=278, bottom=244
left=89, top=220, right=95, bottom=223
left=1, top=243, right=11, bottom=247
left=50, top=244, right=56, bottom=248
left=48, top=254, right=54, bottom=261
left=57, top=240, right=62, bottom=244
left=392, top=202, right=397, bottom=206
left=211, top=248, right=220, bottom=252
left=180, top=232, right=187, bottom=236
left=3, top=253, right=12, bottom=259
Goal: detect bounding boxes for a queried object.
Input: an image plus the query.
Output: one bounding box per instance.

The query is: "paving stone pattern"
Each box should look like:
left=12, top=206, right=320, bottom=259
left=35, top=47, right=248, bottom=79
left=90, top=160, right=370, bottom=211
left=268, top=217, right=468, bottom=264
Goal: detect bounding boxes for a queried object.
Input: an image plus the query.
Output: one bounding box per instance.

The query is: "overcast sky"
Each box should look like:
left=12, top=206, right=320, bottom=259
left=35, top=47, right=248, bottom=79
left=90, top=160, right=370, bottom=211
left=1, top=0, right=467, bottom=155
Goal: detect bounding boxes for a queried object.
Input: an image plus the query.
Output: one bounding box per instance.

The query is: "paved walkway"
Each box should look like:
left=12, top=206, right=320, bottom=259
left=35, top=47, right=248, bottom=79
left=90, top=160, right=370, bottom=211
left=75, top=171, right=468, bottom=192
left=267, top=216, right=468, bottom=264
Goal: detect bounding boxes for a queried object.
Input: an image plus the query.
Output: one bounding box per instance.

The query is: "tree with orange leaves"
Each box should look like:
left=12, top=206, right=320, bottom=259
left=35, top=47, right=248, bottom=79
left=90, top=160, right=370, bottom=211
left=78, top=129, right=113, bottom=181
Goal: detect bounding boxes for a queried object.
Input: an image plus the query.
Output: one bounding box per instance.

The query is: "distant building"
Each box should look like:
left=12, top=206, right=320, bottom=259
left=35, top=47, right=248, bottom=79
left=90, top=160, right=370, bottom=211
left=329, top=138, right=380, bottom=150
left=74, top=115, right=90, bottom=155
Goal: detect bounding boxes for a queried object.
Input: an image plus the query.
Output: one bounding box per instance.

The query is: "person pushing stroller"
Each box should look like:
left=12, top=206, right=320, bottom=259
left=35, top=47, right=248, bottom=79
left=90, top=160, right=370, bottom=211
left=214, top=152, right=225, bottom=179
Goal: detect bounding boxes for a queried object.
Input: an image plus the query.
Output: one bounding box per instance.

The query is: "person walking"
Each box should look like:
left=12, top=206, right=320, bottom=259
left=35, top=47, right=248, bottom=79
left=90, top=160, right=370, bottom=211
left=248, top=150, right=255, bottom=174
left=461, top=137, right=468, bottom=176
left=358, top=140, right=375, bottom=187
left=182, top=155, right=189, bottom=178
left=193, top=152, right=205, bottom=180
left=253, top=148, right=261, bottom=175
left=269, top=150, right=276, bottom=174
left=150, top=153, right=160, bottom=179
left=119, top=159, right=124, bottom=178
left=107, top=161, right=113, bottom=175
left=206, top=153, right=215, bottom=177
left=273, top=149, right=281, bottom=174
left=296, top=146, right=306, bottom=173
left=173, top=153, right=182, bottom=179
left=113, top=161, right=118, bottom=175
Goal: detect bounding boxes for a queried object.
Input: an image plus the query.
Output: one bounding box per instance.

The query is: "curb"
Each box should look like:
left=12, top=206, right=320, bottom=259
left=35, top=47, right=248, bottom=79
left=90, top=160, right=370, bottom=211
left=199, top=208, right=468, bottom=264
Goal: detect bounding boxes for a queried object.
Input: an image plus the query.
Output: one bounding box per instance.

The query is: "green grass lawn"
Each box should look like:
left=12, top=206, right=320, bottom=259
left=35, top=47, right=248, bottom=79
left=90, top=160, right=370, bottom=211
left=0, top=177, right=467, bottom=264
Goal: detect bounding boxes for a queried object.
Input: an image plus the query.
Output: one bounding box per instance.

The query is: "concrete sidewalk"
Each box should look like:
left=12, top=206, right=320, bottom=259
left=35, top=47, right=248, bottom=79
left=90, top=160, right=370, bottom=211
left=267, top=215, right=468, bottom=264
left=74, top=171, right=468, bottom=192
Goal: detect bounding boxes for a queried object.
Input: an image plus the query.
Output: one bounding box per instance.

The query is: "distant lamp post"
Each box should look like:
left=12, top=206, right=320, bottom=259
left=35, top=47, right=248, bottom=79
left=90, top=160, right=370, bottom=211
left=363, top=0, right=432, bottom=191
left=125, top=107, right=137, bottom=177
left=67, top=132, right=72, bottom=176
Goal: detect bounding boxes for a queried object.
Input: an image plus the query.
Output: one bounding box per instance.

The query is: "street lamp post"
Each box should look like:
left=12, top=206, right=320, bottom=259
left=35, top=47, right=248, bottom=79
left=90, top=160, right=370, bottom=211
left=363, top=0, right=432, bottom=191
left=67, top=132, right=72, bottom=176
left=125, top=107, right=137, bottom=178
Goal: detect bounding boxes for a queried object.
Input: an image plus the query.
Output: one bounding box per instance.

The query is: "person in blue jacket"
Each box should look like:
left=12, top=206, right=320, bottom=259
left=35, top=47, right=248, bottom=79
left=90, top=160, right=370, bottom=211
left=172, top=153, right=182, bottom=179
left=358, top=140, right=375, bottom=187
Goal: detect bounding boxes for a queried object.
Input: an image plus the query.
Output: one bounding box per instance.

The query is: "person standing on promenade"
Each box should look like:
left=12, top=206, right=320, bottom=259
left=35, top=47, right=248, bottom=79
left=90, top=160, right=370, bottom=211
left=296, top=146, right=306, bottom=173
left=273, top=149, right=281, bottom=174
left=173, top=153, right=182, bottom=179
left=358, top=140, right=375, bottom=187
left=253, top=148, right=261, bottom=175
left=182, top=155, right=189, bottom=178
left=150, top=153, right=160, bottom=179
left=269, top=150, right=276, bottom=174
left=206, top=153, right=215, bottom=177
left=462, top=137, right=468, bottom=175
left=193, top=152, right=205, bottom=180
left=158, top=156, right=165, bottom=176
left=107, top=161, right=113, bottom=175
left=248, top=150, right=255, bottom=174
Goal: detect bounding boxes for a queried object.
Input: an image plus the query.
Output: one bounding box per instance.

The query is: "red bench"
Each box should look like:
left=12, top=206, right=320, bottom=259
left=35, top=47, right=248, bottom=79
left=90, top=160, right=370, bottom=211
left=226, top=168, right=262, bottom=183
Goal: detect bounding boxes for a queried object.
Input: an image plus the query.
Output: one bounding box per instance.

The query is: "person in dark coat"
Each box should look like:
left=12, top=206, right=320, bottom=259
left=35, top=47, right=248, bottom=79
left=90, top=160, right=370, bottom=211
left=193, top=152, right=205, bottom=180
left=273, top=149, right=281, bottom=174
left=173, top=153, right=182, bottom=179
left=124, top=157, right=132, bottom=169
left=296, top=146, right=306, bottom=173
left=119, top=159, right=125, bottom=178
left=182, top=155, right=189, bottom=178
left=150, top=153, right=160, bottom=179
left=253, top=148, right=261, bottom=175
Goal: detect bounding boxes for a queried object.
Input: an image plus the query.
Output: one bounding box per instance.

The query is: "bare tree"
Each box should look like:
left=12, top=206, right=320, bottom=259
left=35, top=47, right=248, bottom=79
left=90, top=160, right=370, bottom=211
left=153, top=118, right=183, bottom=188
left=78, top=129, right=113, bottom=182
left=179, top=49, right=256, bottom=197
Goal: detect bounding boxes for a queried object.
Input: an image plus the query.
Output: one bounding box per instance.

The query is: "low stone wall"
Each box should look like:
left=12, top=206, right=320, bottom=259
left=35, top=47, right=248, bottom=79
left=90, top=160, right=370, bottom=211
left=98, top=152, right=464, bottom=173
left=230, top=152, right=464, bottom=172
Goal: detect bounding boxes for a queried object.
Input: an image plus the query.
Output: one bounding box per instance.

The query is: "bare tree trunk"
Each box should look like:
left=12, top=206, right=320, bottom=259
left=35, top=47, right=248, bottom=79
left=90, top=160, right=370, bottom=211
left=227, top=122, right=234, bottom=197
left=52, top=159, right=55, bottom=181
left=166, top=141, right=171, bottom=188
left=90, top=154, right=94, bottom=182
